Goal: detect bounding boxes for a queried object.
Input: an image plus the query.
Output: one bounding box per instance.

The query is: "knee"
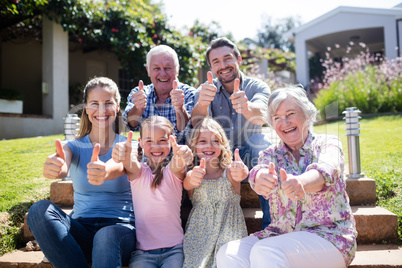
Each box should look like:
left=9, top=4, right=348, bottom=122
left=93, top=225, right=135, bottom=248
left=250, top=241, right=288, bottom=267
left=27, top=200, right=53, bottom=226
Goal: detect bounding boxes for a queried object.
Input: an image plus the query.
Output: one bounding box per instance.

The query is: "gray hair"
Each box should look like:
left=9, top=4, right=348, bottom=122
left=267, top=85, right=317, bottom=130
left=146, top=45, right=179, bottom=72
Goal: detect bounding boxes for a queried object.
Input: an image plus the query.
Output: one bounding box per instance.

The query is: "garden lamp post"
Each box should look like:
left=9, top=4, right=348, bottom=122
left=343, top=107, right=364, bottom=178
left=62, top=114, right=80, bottom=181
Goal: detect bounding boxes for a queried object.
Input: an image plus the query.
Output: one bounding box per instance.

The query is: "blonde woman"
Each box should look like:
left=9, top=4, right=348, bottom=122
left=27, top=77, right=135, bottom=268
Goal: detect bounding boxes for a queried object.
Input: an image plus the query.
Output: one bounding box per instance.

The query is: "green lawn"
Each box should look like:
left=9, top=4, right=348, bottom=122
left=0, top=115, right=400, bottom=255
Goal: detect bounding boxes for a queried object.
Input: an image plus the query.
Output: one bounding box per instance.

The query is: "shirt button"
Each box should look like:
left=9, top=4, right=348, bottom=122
left=232, top=112, right=235, bottom=115
left=220, top=107, right=222, bottom=109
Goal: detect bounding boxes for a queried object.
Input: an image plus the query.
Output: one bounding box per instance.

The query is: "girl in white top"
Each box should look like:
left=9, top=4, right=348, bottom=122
left=112, top=115, right=193, bottom=268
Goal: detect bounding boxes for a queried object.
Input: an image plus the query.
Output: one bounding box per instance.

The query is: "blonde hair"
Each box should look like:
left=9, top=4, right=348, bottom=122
left=187, top=117, right=232, bottom=170
left=138, top=116, right=175, bottom=189
left=77, top=77, right=122, bottom=139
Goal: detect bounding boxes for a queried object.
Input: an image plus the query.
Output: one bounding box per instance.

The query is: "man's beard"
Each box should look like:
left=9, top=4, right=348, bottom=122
left=217, top=67, right=239, bottom=84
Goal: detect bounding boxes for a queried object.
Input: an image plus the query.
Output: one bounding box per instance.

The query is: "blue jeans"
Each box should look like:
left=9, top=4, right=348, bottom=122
left=129, top=244, right=184, bottom=268
left=239, top=133, right=272, bottom=229
left=27, top=200, right=136, bottom=268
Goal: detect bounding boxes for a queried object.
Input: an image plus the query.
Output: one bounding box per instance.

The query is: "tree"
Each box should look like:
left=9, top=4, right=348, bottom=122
left=254, top=15, right=301, bottom=52
left=1, top=0, right=206, bottom=87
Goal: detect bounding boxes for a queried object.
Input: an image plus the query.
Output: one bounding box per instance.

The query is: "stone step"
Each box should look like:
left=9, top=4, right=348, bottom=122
left=242, top=206, right=399, bottom=244
left=49, top=176, right=377, bottom=208
left=1, top=244, right=400, bottom=268
left=23, top=206, right=398, bottom=245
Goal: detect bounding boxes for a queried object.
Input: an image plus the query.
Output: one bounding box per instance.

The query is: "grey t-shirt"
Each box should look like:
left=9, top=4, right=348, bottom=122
left=194, top=73, right=270, bottom=149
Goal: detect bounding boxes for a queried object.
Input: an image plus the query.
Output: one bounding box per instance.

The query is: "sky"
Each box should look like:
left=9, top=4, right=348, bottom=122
left=157, top=0, right=402, bottom=41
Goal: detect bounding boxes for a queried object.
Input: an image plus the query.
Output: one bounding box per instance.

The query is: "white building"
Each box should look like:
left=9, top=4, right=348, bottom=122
left=285, top=3, right=402, bottom=87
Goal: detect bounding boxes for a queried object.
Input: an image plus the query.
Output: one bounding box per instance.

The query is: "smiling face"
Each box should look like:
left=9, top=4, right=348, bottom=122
left=147, top=52, right=178, bottom=94
left=208, top=46, right=241, bottom=84
left=195, top=129, right=222, bottom=163
left=272, top=97, right=309, bottom=152
left=139, top=125, right=172, bottom=167
left=85, top=86, right=119, bottom=130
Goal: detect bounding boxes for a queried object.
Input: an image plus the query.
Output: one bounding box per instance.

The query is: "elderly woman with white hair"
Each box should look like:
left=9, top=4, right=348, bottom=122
left=216, top=85, right=357, bottom=268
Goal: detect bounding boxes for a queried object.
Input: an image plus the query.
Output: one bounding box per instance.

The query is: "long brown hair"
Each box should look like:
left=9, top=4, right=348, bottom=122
left=187, top=117, right=232, bottom=170
left=137, top=116, right=175, bottom=189
left=77, top=77, right=123, bottom=139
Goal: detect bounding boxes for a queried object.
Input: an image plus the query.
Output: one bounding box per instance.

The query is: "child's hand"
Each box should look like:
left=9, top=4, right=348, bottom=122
left=254, top=162, right=278, bottom=196
left=113, top=131, right=133, bottom=165
left=170, top=135, right=193, bottom=167
left=43, top=139, right=66, bottom=179
left=229, top=148, right=249, bottom=182
left=87, top=143, right=108, bottom=185
left=185, top=158, right=206, bottom=189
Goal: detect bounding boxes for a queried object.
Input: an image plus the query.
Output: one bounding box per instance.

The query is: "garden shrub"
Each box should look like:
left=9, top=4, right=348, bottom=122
left=313, top=46, right=402, bottom=117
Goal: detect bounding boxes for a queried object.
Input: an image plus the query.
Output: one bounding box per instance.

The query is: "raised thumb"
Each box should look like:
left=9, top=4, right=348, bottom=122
left=207, top=71, right=213, bottom=84
left=55, top=139, right=65, bottom=160
left=280, top=168, right=288, bottom=181
left=234, top=148, right=241, bottom=161
left=268, top=162, right=276, bottom=175
left=91, top=143, right=100, bottom=162
left=199, top=158, right=206, bottom=169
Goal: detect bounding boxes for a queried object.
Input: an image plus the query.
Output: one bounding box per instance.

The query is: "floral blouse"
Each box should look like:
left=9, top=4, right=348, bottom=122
left=249, top=132, right=357, bottom=265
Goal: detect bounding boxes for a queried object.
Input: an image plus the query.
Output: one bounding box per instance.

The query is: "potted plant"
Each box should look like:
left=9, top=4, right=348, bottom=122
left=0, top=88, right=23, bottom=114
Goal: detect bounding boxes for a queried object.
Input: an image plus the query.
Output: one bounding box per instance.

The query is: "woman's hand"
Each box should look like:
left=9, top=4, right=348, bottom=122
left=280, top=168, right=306, bottom=201
left=254, top=162, right=278, bottom=196
left=87, top=144, right=109, bottom=185
left=229, top=149, right=249, bottom=182
left=43, top=139, right=67, bottom=179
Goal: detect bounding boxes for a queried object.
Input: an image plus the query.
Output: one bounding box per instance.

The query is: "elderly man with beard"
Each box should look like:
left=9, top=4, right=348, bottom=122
left=191, top=37, right=272, bottom=229
left=123, top=45, right=195, bottom=144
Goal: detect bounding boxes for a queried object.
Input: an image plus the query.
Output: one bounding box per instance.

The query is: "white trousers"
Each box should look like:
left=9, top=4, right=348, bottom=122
left=216, top=231, right=345, bottom=268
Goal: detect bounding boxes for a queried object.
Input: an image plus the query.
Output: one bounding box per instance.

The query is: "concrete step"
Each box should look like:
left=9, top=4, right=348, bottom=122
left=48, top=176, right=377, bottom=208
left=242, top=206, right=399, bottom=244
left=23, top=207, right=73, bottom=242
left=1, top=244, right=400, bottom=267
left=23, top=206, right=398, bottom=245
left=240, top=177, right=377, bottom=208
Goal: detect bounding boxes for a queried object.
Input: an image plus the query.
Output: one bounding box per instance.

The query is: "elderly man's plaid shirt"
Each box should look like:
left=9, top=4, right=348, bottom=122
left=123, top=82, right=195, bottom=134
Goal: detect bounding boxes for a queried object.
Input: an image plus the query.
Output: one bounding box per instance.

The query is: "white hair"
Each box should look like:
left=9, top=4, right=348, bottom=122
left=268, top=85, right=318, bottom=130
left=146, top=45, right=179, bottom=72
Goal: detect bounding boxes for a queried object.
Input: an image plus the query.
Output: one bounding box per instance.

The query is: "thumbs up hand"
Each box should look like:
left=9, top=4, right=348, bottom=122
left=198, top=71, right=217, bottom=108
left=112, top=131, right=134, bottom=165
left=170, top=80, right=185, bottom=111
left=253, top=162, right=278, bottom=196
left=43, top=139, right=67, bottom=179
left=170, top=135, right=193, bottom=168
left=228, top=148, right=249, bottom=182
left=229, top=78, right=248, bottom=114
left=132, top=80, right=147, bottom=112
left=185, top=158, right=206, bottom=190
left=280, top=168, right=305, bottom=201
left=87, top=143, right=109, bottom=185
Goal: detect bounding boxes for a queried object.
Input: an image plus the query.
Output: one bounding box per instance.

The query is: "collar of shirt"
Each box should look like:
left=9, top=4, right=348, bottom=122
left=276, top=131, right=314, bottom=156
left=149, top=85, right=172, bottom=105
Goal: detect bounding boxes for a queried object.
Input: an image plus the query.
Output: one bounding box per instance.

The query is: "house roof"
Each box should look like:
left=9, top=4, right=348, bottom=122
left=284, top=5, right=402, bottom=41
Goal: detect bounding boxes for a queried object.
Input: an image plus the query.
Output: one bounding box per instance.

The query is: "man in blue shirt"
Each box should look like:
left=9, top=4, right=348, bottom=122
left=123, top=45, right=195, bottom=142
left=191, top=37, right=272, bottom=229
